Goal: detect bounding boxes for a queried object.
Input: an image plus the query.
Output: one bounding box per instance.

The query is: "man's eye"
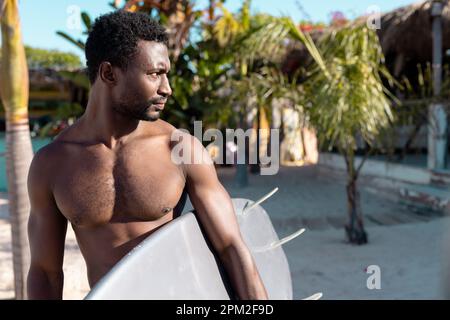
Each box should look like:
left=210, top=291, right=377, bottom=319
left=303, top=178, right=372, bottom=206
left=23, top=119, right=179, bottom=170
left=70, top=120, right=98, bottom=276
left=148, top=73, right=159, bottom=79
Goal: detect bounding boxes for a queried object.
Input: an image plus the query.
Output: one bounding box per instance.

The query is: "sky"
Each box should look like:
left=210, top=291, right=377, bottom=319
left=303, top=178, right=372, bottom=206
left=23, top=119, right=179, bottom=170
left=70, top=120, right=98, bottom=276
left=13, top=0, right=419, bottom=60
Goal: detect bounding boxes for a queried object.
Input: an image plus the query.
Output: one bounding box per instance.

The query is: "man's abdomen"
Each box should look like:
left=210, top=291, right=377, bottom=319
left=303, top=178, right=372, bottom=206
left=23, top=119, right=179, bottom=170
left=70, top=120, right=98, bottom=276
left=72, top=214, right=173, bottom=287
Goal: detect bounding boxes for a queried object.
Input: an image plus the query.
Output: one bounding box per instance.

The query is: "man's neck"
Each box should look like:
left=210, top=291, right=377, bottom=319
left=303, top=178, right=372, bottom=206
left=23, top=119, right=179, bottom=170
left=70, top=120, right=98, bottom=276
left=80, top=90, right=141, bottom=149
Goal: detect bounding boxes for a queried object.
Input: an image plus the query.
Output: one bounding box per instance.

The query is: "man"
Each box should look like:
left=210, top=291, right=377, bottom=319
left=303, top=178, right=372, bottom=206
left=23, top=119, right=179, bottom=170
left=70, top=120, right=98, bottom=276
left=27, top=11, right=268, bottom=300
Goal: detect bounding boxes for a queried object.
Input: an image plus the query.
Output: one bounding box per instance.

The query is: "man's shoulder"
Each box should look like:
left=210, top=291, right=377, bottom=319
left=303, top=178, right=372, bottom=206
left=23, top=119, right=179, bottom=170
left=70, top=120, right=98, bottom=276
left=32, top=140, right=62, bottom=162
left=140, top=120, right=193, bottom=145
left=27, top=142, right=59, bottom=192
left=166, top=128, right=213, bottom=169
left=30, top=133, right=77, bottom=178
left=140, top=119, right=177, bottom=137
left=141, top=121, right=210, bottom=165
left=158, top=119, right=177, bottom=132
left=163, top=125, right=202, bottom=149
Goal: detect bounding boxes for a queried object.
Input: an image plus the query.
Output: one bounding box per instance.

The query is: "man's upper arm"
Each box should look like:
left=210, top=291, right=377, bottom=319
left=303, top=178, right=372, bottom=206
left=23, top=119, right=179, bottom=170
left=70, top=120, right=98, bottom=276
left=27, top=147, right=67, bottom=274
left=181, top=134, right=243, bottom=254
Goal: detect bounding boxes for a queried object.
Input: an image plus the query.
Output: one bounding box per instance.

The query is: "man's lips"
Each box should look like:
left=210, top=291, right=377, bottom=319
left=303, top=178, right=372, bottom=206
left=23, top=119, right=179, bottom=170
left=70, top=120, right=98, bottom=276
left=151, top=102, right=166, bottom=111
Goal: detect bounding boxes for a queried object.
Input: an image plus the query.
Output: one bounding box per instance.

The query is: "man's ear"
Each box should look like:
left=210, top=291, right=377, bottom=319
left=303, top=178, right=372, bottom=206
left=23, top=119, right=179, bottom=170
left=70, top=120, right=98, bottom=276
left=98, top=62, right=117, bottom=85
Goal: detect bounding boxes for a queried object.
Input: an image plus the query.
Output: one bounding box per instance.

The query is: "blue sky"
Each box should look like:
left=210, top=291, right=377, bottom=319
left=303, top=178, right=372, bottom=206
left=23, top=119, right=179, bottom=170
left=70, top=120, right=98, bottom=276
left=13, top=0, right=417, bottom=60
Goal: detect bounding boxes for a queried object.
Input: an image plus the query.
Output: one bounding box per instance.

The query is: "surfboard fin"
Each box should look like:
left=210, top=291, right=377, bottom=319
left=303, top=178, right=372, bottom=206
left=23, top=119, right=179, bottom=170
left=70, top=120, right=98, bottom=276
left=253, top=228, right=305, bottom=252
left=302, top=292, right=323, bottom=300
left=242, top=187, right=279, bottom=215
left=270, top=228, right=305, bottom=249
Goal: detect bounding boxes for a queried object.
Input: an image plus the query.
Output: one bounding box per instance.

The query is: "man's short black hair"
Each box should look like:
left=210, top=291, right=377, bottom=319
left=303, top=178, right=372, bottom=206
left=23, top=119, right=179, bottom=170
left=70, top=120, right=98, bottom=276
left=85, top=10, right=169, bottom=84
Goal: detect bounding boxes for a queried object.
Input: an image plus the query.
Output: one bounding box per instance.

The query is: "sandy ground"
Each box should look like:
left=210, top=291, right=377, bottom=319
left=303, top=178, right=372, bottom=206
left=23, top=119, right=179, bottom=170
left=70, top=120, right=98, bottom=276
left=0, top=219, right=89, bottom=300
left=288, top=218, right=449, bottom=299
left=0, top=166, right=448, bottom=299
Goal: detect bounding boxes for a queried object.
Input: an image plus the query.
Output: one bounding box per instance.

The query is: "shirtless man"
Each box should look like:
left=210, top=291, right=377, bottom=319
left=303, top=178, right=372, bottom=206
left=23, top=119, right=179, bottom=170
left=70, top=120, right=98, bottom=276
left=27, top=11, right=267, bottom=300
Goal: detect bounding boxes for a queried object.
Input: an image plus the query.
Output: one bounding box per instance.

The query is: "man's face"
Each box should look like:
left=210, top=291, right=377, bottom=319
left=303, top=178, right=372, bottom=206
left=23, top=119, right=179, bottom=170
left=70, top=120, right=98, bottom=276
left=112, top=40, right=172, bottom=121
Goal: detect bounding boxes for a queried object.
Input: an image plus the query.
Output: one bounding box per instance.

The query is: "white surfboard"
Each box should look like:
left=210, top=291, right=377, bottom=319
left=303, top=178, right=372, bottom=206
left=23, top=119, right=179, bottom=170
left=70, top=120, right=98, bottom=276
left=85, top=196, right=300, bottom=300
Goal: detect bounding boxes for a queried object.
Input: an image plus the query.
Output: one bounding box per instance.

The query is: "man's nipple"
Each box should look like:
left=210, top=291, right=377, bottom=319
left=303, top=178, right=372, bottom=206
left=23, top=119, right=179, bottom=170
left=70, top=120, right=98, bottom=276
left=162, top=207, right=172, bottom=214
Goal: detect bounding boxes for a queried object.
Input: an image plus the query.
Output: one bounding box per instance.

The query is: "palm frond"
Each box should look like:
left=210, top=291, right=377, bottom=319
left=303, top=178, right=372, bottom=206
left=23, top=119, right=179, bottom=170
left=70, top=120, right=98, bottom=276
left=307, top=25, right=395, bottom=151
left=213, top=2, right=241, bottom=47
left=81, top=11, right=92, bottom=33
left=56, top=31, right=85, bottom=51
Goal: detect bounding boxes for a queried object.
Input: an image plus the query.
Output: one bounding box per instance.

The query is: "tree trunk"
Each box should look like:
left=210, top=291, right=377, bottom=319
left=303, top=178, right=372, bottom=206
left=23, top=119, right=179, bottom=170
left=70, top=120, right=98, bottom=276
left=344, top=155, right=368, bottom=245
left=0, top=0, right=34, bottom=299
left=5, top=126, right=33, bottom=299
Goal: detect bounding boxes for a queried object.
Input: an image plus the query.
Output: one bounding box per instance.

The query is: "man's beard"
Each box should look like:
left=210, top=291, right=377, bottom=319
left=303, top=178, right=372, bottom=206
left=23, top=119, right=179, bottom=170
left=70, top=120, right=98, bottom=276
left=113, top=98, right=162, bottom=122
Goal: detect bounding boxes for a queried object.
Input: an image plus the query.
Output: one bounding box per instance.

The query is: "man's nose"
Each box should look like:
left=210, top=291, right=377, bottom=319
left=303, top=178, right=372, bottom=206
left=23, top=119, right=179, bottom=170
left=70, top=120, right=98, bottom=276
left=158, top=74, right=172, bottom=97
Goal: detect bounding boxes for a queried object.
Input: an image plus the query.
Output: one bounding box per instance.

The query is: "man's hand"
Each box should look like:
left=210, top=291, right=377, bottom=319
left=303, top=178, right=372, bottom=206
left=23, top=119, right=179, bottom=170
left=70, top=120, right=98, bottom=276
left=27, top=145, right=67, bottom=299
left=177, top=133, right=268, bottom=300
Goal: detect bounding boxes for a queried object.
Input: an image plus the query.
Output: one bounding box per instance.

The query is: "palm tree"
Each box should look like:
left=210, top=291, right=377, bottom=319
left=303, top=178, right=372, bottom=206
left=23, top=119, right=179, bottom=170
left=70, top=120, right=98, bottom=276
left=0, top=0, right=34, bottom=299
left=239, top=18, right=395, bottom=244
left=298, top=25, right=395, bottom=244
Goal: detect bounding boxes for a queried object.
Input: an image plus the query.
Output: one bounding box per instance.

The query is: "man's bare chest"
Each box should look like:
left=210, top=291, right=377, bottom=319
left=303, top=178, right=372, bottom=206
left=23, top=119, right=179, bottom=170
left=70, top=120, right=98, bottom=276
left=52, top=141, right=186, bottom=227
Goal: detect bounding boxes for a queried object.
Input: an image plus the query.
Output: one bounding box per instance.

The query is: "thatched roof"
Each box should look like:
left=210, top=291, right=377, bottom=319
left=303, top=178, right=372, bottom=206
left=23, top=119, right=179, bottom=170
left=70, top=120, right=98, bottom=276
left=378, top=0, right=450, bottom=76
left=282, top=1, right=450, bottom=79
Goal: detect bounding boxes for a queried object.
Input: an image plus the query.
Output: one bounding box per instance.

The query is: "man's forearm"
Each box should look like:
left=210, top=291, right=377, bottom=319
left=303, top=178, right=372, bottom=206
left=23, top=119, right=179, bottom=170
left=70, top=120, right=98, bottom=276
left=27, top=266, right=64, bottom=300
left=219, top=243, right=268, bottom=300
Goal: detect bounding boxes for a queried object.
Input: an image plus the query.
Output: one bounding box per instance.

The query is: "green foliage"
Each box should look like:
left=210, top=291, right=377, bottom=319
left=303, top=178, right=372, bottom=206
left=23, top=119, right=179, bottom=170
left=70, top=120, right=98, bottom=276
left=165, top=39, right=233, bottom=129
left=202, top=1, right=295, bottom=129
left=81, top=12, right=92, bottom=34
left=217, top=66, right=298, bottom=127
left=307, top=25, right=396, bottom=155
left=236, top=13, right=396, bottom=184
left=55, top=31, right=85, bottom=51
left=25, top=46, right=82, bottom=70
